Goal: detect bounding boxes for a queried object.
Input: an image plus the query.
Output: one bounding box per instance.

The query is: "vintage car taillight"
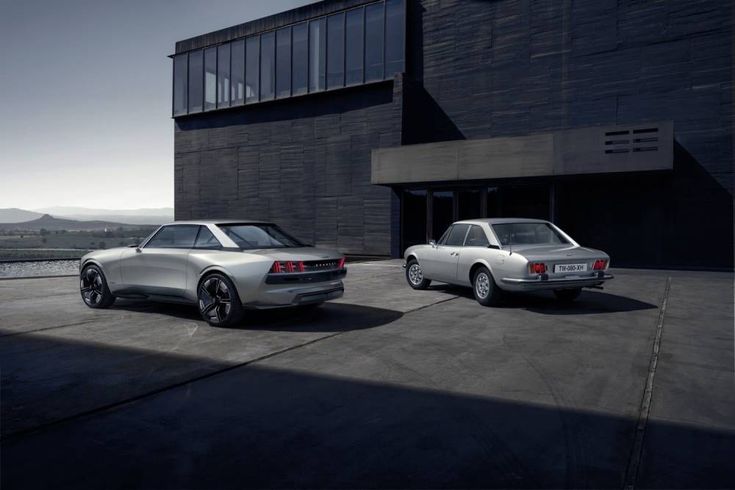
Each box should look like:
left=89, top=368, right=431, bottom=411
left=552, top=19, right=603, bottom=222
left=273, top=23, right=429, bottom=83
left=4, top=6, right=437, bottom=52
left=529, top=262, right=547, bottom=274
left=593, top=259, right=608, bottom=270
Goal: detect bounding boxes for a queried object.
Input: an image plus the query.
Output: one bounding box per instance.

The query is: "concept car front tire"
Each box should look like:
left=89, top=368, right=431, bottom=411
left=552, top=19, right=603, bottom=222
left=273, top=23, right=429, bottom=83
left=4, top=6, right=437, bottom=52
left=80, top=264, right=115, bottom=309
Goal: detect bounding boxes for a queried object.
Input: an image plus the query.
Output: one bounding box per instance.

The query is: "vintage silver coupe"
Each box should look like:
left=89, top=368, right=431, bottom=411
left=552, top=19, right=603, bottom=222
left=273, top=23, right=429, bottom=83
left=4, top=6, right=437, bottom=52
left=79, top=221, right=346, bottom=326
left=404, top=218, right=612, bottom=305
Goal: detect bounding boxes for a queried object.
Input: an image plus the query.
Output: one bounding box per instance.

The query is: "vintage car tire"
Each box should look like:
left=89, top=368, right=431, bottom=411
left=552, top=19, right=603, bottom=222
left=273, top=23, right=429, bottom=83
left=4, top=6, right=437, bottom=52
left=553, top=288, right=582, bottom=302
left=80, top=264, right=116, bottom=309
left=197, top=272, right=244, bottom=327
left=406, top=258, right=431, bottom=290
left=472, top=266, right=501, bottom=306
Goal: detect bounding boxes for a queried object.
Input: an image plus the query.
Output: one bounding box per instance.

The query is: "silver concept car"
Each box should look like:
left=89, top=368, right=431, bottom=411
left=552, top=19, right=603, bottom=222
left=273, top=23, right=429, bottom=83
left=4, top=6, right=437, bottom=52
left=404, top=218, right=613, bottom=306
left=79, top=221, right=346, bottom=326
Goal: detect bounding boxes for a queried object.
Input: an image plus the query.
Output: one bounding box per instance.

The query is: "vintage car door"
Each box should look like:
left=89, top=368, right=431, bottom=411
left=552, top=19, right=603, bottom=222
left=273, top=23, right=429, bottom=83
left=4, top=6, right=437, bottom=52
left=119, top=224, right=199, bottom=297
left=432, top=224, right=470, bottom=283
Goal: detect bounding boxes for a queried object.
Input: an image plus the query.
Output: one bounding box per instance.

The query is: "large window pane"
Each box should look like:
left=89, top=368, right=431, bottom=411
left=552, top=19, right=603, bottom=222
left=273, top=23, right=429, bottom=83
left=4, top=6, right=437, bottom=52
left=217, top=43, right=230, bottom=108
left=231, top=40, right=245, bottom=106
left=276, top=27, right=291, bottom=98
left=327, top=13, right=344, bottom=89
left=188, top=50, right=203, bottom=113
left=173, top=54, right=188, bottom=116
left=432, top=191, right=454, bottom=241
left=385, top=0, right=405, bottom=75
left=365, top=3, right=385, bottom=82
left=260, top=32, right=275, bottom=101
left=345, top=8, right=364, bottom=86
left=292, top=23, right=308, bottom=95
left=309, top=18, right=326, bottom=92
left=204, top=47, right=216, bottom=111
left=401, top=190, right=427, bottom=250
left=245, top=36, right=259, bottom=103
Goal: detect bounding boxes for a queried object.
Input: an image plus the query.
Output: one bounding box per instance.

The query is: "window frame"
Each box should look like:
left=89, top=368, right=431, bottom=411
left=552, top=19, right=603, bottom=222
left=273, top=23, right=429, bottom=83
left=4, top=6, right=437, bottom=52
left=444, top=223, right=471, bottom=247
left=193, top=225, right=223, bottom=250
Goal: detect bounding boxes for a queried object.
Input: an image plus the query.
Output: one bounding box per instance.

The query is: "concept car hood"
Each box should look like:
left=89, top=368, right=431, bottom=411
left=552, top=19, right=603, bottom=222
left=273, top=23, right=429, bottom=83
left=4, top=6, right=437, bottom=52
left=245, top=247, right=342, bottom=261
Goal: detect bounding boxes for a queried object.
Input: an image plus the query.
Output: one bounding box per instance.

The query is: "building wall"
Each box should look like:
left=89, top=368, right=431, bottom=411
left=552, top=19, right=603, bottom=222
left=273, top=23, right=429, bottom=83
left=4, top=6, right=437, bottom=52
left=404, top=0, right=733, bottom=269
left=175, top=81, right=402, bottom=255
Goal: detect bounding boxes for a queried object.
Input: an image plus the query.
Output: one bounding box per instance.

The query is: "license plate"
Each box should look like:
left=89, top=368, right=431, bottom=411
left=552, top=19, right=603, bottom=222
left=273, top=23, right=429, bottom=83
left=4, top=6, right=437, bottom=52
left=554, top=263, right=587, bottom=273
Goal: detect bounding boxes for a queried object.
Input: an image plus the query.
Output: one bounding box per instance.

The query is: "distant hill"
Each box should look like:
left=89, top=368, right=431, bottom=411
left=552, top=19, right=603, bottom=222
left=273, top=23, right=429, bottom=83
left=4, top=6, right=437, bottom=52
left=0, top=214, right=155, bottom=232
left=34, top=206, right=173, bottom=225
left=0, top=208, right=44, bottom=223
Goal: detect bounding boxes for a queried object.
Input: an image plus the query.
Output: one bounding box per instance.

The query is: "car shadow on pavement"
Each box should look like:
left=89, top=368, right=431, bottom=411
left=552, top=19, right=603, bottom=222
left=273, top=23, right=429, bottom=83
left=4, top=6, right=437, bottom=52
left=429, top=284, right=657, bottom=314
left=111, top=299, right=403, bottom=333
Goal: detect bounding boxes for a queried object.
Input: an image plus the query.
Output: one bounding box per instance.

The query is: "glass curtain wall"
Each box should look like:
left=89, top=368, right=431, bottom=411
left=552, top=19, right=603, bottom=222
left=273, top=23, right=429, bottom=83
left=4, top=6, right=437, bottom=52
left=230, top=40, right=245, bottom=106
left=276, top=27, right=291, bottom=98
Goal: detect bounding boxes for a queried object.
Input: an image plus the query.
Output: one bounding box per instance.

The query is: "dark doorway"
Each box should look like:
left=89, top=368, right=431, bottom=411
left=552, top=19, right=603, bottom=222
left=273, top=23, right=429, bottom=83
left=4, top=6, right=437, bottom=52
left=431, top=191, right=454, bottom=240
left=457, top=189, right=483, bottom=220
left=400, top=189, right=427, bottom=250
left=498, top=184, right=550, bottom=219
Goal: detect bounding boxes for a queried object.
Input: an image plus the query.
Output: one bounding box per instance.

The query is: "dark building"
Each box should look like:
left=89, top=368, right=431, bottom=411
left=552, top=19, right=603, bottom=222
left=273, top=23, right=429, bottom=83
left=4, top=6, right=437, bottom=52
left=172, top=0, right=733, bottom=270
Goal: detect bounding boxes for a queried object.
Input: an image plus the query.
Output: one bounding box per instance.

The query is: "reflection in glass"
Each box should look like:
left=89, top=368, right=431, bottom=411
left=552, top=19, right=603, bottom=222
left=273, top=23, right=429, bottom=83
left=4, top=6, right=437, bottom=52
left=401, top=190, right=427, bottom=249
left=276, top=27, right=291, bottom=98
left=432, top=191, right=454, bottom=241
left=188, top=50, right=203, bottom=113
left=309, top=18, right=326, bottom=92
left=245, top=36, right=259, bottom=103
left=345, top=8, right=364, bottom=85
left=217, top=43, right=230, bottom=108
left=260, top=32, right=275, bottom=100
left=173, top=54, right=188, bottom=116
left=292, top=23, right=308, bottom=95
left=204, top=47, right=217, bottom=111
left=327, top=13, right=345, bottom=89
left=230, top=40, right=245, bottom=105
left=385, top=0, right=405, bottom=75
left=365, top=3, right=384, bottom=82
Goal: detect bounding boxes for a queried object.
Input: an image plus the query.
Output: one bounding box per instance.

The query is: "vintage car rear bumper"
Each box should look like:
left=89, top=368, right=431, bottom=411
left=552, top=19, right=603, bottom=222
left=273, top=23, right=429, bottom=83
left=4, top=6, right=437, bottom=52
left=501, top=272, right=614, bottom=291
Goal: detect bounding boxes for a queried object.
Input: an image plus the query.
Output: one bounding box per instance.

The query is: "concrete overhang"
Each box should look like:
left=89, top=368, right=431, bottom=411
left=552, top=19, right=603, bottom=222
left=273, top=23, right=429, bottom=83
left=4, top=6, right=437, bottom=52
left=371, top=121, right=673, bottom=185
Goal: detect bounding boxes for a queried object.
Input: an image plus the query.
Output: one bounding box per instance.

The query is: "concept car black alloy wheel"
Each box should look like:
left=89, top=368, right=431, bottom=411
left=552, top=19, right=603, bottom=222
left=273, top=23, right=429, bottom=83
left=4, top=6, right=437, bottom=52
left=80, top=265, right=115, bottom=308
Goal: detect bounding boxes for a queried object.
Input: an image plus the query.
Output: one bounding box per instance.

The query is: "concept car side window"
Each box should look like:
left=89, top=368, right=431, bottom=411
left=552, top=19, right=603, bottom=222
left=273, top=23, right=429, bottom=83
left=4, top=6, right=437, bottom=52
left=193, top=226, right=222, bottom=249
left=145, top=225, right=199, bottom=249
left=464, top=225, right=490, bottom=247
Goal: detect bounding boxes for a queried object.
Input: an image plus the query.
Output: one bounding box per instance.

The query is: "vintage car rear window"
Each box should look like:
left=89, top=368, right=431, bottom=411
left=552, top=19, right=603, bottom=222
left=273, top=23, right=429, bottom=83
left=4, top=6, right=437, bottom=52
left=492, top=223, right=569, bottom=246
left=217, top=224, right=304, bottom=249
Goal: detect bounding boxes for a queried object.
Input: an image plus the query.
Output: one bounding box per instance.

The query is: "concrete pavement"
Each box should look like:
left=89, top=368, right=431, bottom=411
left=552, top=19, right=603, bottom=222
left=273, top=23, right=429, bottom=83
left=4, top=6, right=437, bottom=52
left=0, top=261, right=732, bottom=488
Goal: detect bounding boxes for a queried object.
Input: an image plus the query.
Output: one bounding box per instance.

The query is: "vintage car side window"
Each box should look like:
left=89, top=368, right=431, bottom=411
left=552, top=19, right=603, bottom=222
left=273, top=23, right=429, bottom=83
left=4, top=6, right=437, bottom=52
left=193, top=226, right=222, bottom=249
left=145, top=225, right=199, bottom=249
left=445, top=224, right=470, bottom=246
left=464, top=225, right=490, bottom=247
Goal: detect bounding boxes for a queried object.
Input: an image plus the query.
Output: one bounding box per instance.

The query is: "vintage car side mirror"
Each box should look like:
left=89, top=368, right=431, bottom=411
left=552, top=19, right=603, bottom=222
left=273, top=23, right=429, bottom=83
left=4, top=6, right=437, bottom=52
left=429, top=240, right=437, bottom=247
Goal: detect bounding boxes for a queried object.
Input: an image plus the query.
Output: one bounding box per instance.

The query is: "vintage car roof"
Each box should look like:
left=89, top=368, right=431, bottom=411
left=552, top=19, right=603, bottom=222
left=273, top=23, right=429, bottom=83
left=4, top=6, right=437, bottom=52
left=455, top=218, right=550, bottom=226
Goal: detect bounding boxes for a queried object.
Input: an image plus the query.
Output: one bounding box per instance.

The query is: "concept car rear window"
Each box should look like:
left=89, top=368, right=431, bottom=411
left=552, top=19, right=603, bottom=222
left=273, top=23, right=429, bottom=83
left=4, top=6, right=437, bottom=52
left=217, top=224, right=304, bottom=250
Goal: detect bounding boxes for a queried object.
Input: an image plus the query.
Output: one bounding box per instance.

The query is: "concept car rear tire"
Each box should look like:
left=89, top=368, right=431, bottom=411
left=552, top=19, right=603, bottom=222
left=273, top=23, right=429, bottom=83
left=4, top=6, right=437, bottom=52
left=553, top=288, right=582, bottom=303
left=80, top=264, right=115, bottom=309
left=472, top=266, right=501, bottom=306
left=198, top=273, right=244, bottom=327
left=406, top=258, right=431, bottom=290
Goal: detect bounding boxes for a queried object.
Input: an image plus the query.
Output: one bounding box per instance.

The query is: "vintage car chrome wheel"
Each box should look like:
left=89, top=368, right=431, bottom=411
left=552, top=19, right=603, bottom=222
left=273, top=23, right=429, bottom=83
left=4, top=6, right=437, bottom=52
left=80, top=264, right=115, bottom=308
left=198, top=273, right=244, bottom=327
left=472, top=266, right=500, bottom=306
left=406, top=258, right=431, bottom=290
left=553, top=288, right=582, bottom=303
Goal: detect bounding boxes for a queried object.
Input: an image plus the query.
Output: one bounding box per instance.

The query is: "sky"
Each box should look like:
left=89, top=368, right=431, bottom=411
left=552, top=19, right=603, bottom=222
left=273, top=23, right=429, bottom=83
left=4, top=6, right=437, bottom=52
left=0, top=0, right=311, bottom=210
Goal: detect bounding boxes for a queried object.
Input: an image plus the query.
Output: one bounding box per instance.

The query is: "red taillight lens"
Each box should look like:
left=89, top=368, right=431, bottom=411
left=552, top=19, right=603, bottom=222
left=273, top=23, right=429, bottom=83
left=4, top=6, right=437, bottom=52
left=297, top=261, right=305, bottom=272
left=338, top=257, right=345, bottom=269
left=593, top=259, right=607, bottom=270
left=529, top=262, right=547, bottom=274
left=284, top=261, right=295, bottom=273
left=270, top=261, right=282, bottom=273
left=270, top=260, right=306, bottom=273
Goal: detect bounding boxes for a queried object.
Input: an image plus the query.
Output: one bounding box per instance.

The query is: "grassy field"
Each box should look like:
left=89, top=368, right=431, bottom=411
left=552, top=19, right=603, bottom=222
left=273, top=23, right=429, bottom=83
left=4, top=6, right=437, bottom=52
left=0, top=228, right=154, bottom=261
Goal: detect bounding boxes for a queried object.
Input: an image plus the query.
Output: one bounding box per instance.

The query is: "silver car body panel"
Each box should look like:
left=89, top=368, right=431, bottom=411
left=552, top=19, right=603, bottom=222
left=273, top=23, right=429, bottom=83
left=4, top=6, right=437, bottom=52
left=404, top=218, right=612, bottom=292
left=80, top=221, right=346, bottom=309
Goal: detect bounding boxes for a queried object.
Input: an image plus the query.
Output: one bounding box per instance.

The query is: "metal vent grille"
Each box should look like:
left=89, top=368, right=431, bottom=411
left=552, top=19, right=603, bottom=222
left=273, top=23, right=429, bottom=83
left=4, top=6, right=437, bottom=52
left=604, top=127, right=659, bottom=154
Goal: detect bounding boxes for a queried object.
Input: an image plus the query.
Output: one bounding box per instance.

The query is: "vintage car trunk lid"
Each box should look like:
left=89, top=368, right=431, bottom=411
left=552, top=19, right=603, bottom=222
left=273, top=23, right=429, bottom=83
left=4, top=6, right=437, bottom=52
left=512, top=244, right=606, bottom=262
